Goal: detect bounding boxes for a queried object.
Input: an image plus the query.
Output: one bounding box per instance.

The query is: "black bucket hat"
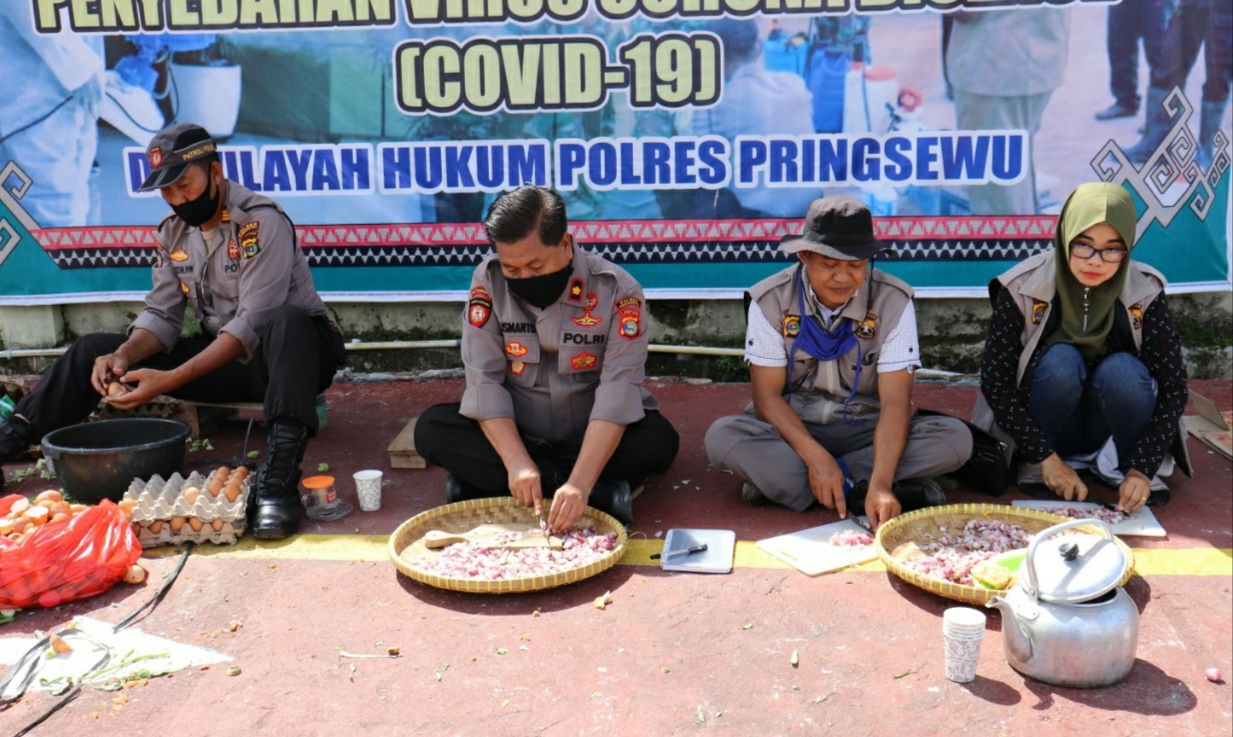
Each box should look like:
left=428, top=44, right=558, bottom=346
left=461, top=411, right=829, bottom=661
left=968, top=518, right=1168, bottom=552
left=779, top=196, right=887, bottom=261
left=138, top=123, right=217, bottom=192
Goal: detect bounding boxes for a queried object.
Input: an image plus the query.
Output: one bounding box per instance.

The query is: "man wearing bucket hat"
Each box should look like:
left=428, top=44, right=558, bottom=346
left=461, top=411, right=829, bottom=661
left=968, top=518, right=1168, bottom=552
left=414, top=186, right=679, bottom=531
left=704, top=196, right=972, bottom=529
left=0, top=123, right=345, bottom=539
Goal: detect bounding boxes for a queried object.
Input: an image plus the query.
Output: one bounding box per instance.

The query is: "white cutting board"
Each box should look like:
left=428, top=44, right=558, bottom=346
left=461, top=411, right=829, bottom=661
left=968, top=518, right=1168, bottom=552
left=756, top=519, right=878, bottom=576
left=1012, top=500, right=1166, bottom=537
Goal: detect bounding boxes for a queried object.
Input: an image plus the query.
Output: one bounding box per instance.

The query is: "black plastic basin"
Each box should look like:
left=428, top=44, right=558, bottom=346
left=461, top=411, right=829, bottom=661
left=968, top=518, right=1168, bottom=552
left=41, top=418, right=191, bottom=502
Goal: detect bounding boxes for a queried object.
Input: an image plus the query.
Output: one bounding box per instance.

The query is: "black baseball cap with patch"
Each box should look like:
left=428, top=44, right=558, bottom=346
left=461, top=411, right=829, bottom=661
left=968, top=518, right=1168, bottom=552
left=138, top=123, right=217, bottom=192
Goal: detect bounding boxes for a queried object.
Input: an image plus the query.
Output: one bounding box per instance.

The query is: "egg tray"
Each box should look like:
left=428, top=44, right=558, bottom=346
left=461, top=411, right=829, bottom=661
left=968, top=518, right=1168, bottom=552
left=123, top=469, right=251, bottom=547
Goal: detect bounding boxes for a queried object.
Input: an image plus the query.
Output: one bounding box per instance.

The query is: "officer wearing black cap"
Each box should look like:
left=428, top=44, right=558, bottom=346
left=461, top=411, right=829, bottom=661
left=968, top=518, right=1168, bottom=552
left=704, top=196, right=972, bottom=530
left=0, top=123, right=345, bottom=539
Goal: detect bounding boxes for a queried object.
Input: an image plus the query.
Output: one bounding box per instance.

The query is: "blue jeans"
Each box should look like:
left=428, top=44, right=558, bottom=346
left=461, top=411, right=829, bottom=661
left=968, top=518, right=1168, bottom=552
left=1029, top=344, right=1156, bottom=465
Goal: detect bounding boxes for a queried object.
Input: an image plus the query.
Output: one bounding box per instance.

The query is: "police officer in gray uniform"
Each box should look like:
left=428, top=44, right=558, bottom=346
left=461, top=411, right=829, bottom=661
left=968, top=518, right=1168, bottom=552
left=0, top=123, right=345, bottom=538
left=704, top=197, right=972, bottom=529
left=415, top=187, right=679, bottom=530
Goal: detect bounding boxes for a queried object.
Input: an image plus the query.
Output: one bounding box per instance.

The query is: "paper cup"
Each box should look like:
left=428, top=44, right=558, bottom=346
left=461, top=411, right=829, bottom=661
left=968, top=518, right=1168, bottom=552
left=942, top=607, right=986, bottom=683
left=354, top=469, right=383, bottom=512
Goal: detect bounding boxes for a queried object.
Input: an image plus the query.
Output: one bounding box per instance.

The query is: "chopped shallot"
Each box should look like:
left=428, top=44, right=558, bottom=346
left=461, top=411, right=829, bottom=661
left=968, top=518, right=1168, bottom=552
left=1043, top=505, right=1127, bottom=525
left=417, top=527, right=618, bottom=580
left=906, top=519, right=1033, bottom=586
left=830, top=530, right=874, bottom=547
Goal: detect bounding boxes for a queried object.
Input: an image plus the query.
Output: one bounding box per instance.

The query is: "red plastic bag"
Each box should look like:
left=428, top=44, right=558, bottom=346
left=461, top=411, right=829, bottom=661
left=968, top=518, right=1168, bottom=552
left=0, top=499, right=141, bottom=608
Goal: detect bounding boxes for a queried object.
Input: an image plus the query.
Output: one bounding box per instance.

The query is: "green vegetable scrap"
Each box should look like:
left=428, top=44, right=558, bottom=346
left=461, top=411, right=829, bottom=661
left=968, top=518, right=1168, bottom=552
left=790, top=650, right=799, bottom=668
left=247, top=450, right=261, bottom=459
left=695, top=707, right=706, bottom=724
left=317, top=463, right=330, bottom=472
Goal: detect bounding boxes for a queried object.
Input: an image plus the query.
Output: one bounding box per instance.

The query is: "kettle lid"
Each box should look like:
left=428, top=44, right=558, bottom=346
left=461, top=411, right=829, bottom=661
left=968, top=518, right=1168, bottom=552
left=1028, top=523, right=1129, bottom=604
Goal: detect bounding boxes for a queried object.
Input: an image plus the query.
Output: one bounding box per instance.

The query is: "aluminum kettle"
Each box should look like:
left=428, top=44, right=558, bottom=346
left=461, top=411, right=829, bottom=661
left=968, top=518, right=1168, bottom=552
left=985, top=518, right=1138, bottom=688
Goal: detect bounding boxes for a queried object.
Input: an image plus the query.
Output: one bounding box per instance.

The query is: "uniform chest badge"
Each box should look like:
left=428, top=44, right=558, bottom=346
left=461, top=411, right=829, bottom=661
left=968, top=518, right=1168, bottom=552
left=568, top=278, right=584, bottom=302
left=572, top=312, right=601, bottom=328
left=782, top=314, right=800, bottom=337
left=221, top=209, right=232, bottom=224
left=228, top=239, right=240, bottom=260
left=570, top=351, right=597, bottom=370
left=584, top=292, right=598, bottom=310
left=168, top=245, right=189, bottom=262
left=506, top=341, right=529, bottom=357
left=469, top=285, right=493, bottom=328
left=1128, top=302, right=1144, bottom=330
left=856, top=313, right=877, bottom=340
left=238, top=222, right=260, bottom=259
left=179, top=280, right=190, bottom=295
left=509, top=360, right=526, bottom=376
left=1031, top=299, right=1049, bottom=325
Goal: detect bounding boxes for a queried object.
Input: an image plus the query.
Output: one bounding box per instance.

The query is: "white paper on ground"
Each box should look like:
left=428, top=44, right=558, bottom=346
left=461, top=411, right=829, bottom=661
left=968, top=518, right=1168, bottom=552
left=0, top=616, right=230, bottom=698
left=1011, top=500, right=1166, bottom=537
left=756, top=519, right=879, bottom=576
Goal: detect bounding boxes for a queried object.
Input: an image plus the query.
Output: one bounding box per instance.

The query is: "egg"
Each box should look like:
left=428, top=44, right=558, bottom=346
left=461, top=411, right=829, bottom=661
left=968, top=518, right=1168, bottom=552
left=211, top=518, right=225, bottom=532
left=124, top=564, right=147, bottom=584
left=34, top=490, right=63, bottom=505
left=223, top=485, right=243, bottom=503
left=183, top=487, right=201, bottom=505
left=206, top=480, right=223, bottom=497
left=117, top=499, right=137, bottom=517
left=169, top=516, right=186, bottom=533
left=216, top=466, right=231, bottom=479
left=188, top=517, right=204, bottom=532
left=233, top=466, right=250, bottom=479
left=148, top=521, right=163, bottom=534
left=107, top=381, right=128, bottom=398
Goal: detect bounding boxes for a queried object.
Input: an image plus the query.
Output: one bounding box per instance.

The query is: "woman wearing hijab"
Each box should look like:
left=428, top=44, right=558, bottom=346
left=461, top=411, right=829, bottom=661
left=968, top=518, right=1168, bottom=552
left=971, top=182, right=1190, bottom=512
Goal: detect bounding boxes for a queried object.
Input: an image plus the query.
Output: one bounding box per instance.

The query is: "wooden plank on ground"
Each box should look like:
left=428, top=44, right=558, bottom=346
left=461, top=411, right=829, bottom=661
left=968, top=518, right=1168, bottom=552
left=387, top=416, right=426, bottom=468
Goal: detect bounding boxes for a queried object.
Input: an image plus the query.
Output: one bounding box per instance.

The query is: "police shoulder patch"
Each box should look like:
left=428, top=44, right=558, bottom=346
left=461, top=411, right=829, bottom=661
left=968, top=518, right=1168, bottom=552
left=469, top=285, right=493, bottom=328
left=238, top=221, right=260, bottom=259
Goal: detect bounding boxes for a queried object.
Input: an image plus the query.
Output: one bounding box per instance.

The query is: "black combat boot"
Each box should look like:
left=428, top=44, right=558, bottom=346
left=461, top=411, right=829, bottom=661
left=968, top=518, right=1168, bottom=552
left=0, top=417, right=32, bottom=493
left=588, top=478, right=634, bottom=527
left=250, top=419, right=309, bottom=539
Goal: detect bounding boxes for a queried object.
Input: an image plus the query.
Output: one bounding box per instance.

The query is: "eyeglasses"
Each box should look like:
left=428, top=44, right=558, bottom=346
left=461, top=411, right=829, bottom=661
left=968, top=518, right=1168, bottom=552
left=1069, top=243, right=1128, bottom=262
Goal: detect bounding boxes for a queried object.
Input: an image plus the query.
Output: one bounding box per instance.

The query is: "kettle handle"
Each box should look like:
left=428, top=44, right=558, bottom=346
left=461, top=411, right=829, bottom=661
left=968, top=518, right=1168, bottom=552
left=1021, top=518, right=1113, bottom=600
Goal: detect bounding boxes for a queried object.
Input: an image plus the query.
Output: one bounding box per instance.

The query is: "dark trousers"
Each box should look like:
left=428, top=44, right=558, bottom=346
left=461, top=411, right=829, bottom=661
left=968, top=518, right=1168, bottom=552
left=1106, top=0, right=1175, bottom=107
left=1203, top=0, right=1231, bottom=104
left=14, top=305, right=345, bottom=439
left=1028, top=345, right=1156, bottom=473
left=1148, top=0, right=1210, bottom=91
left=414, top=402, right=679, bottom=498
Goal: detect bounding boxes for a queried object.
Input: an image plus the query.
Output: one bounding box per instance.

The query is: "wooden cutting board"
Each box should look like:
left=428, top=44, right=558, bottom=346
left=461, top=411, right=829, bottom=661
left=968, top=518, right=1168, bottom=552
left=422, top=523, right=563, bottom=549
left=756, top=519, right=878, bottom=576
left=1011, top=500, right=1166, bottom=537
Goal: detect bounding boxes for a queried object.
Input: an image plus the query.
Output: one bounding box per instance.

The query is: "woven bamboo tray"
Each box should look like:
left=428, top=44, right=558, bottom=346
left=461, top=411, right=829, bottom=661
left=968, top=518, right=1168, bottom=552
left=388, top=497, right=628, bottom=594
left=874, top=504, right=1136, bottom=606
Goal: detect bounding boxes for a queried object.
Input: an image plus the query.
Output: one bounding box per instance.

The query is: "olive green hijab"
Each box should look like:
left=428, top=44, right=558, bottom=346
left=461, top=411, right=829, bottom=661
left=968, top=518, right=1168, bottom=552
left=1044, top=182, right=1137, bottom=361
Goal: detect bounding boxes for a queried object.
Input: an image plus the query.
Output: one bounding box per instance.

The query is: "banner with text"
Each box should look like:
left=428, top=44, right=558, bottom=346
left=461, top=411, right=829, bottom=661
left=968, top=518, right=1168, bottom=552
left=0, top=0, right=1228, bottom=303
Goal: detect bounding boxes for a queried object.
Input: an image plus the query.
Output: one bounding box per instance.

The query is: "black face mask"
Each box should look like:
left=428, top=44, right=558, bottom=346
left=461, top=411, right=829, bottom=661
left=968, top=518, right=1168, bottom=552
left=173, top=175, right=221, bottom=227
left=507, top=261, right=573, bottom=309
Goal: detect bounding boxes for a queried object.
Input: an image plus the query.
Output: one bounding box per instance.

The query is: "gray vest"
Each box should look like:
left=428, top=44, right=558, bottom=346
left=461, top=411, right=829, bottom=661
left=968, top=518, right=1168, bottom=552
left=749, top=264, right=913, bottom=425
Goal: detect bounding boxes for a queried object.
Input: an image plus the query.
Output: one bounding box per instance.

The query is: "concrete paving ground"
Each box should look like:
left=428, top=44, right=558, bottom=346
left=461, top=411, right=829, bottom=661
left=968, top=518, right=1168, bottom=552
left=0, top=377, right=1230, bottom=737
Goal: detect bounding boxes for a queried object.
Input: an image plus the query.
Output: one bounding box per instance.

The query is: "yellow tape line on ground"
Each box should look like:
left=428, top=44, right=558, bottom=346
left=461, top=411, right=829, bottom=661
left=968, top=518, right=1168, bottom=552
left=147, top=535, right=1233, bottom=576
